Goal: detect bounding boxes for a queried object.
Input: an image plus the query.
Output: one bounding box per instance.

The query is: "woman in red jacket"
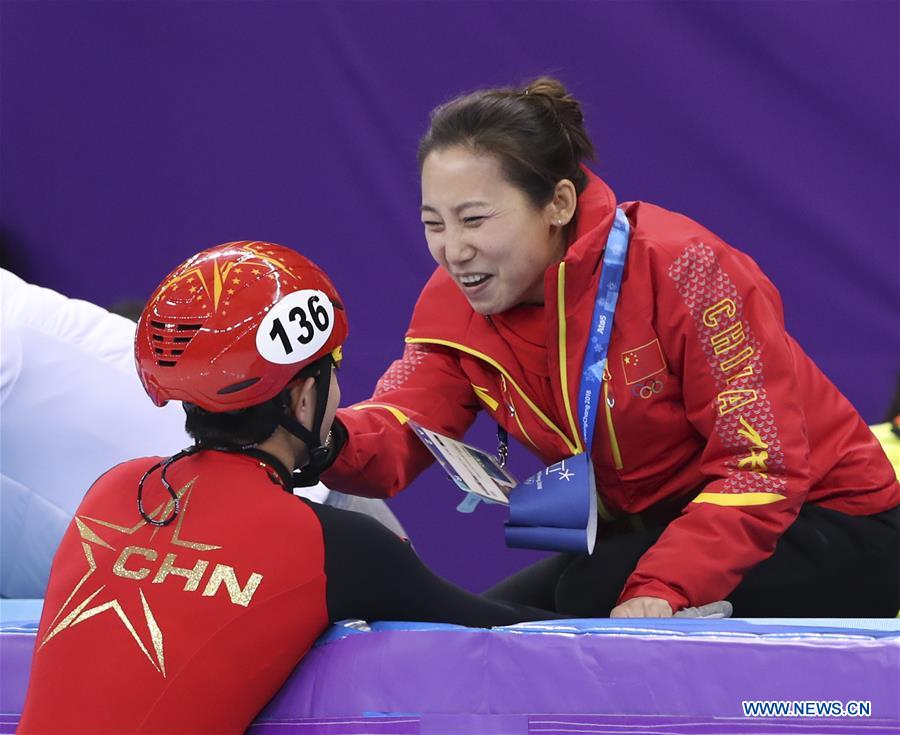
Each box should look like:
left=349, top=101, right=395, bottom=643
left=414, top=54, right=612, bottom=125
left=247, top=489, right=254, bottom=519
left=321, top=78, right=900, bottom=618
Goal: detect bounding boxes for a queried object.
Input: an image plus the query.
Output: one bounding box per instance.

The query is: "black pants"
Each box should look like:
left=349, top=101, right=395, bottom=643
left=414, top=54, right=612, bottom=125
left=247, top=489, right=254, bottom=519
left=485, top=504, right=900, bottom=617
left=309, top=500, right=564, bottom=626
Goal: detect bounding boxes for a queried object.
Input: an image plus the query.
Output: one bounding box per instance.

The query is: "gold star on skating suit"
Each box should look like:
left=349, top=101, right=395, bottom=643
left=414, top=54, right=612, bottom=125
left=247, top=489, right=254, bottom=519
left=39, top=478, right=219, bottom=677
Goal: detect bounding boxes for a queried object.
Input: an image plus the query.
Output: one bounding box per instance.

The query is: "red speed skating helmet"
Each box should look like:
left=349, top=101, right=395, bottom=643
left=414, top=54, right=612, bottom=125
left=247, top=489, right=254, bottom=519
left=136, top=241, right=348, bottom=412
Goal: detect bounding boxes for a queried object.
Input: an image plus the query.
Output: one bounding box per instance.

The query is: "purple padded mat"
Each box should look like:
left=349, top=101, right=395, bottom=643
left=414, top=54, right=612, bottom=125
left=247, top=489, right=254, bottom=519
left=2, top=610, right=898, bottom=734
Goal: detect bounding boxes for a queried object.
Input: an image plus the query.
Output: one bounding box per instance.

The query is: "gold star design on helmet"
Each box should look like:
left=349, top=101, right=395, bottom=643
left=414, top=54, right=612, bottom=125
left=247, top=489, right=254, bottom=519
left=242, top=243, right=293, bottom=277
left=39, top=479, right=220, bottom=678
left=153, top=243, right=299, bottom=320
left=157, top=260, right=237, bottom=314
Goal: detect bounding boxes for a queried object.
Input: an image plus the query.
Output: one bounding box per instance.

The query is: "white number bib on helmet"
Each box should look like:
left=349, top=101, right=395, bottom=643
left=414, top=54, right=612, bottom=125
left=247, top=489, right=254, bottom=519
left=256, top=289, right=335, bottom=365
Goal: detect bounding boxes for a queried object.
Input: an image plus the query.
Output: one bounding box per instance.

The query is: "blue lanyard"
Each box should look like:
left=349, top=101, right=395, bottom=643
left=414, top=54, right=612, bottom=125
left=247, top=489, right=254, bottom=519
left=576, top=208, right=630, bottom=452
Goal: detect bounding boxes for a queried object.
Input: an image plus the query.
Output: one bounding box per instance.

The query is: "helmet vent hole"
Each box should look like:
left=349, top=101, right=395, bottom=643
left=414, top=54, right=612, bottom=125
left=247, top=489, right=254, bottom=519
left=148, top=322, right=203, bottom=367
left=217, top=377, right=262, bottom=395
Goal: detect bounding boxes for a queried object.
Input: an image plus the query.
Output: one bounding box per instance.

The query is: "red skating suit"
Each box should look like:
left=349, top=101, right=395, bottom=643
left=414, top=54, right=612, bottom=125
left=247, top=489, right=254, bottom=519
left=324, top=168, right=900, bottom=611
left=18, top=451, right=329, bottom=734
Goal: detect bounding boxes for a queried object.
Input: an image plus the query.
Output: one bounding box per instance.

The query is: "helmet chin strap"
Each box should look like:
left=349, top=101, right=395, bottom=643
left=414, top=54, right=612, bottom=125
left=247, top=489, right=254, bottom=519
left=278, top=357, right=334, bottom=479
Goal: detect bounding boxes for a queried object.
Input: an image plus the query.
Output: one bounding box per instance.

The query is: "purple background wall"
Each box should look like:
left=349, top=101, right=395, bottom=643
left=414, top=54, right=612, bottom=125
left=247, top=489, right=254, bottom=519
left=2, top=1, right=897, bottom=592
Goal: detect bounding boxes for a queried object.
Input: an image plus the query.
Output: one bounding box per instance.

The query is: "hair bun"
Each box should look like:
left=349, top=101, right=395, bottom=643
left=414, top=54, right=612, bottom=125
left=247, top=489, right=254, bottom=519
left=520, top=77, right=594, bottom=161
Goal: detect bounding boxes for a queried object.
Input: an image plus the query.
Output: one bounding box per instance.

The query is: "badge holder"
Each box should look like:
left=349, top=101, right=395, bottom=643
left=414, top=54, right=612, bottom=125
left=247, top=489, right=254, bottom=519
left=505, top=452, right=598, bottom=554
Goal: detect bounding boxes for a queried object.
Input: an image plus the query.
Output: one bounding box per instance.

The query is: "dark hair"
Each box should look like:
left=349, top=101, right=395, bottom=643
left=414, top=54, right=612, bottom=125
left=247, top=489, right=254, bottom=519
left=184, top=398, right=287, bottom=448
left=183, top=358, right=327, bottom=448
left=417, top=77, right=596, bottom=208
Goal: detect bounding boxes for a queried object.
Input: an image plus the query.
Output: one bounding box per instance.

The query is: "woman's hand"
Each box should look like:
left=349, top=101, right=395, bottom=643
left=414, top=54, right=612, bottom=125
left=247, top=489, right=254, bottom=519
left=610, top=596, right=673, bottom=618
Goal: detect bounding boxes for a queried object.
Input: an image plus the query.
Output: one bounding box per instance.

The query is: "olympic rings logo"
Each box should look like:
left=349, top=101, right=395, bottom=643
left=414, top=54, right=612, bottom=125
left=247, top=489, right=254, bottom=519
left=631, top=379, right=664, bottom=400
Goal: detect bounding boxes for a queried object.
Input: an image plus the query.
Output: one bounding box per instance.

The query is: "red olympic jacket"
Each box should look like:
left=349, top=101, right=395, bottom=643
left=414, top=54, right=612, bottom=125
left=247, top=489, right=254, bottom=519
left=18, top=452, right=329, bottom=734
left=325, top=169, right=900, bottom=611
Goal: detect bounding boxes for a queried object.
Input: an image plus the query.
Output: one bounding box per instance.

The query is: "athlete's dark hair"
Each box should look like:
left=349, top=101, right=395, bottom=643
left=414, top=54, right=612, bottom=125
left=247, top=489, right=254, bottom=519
left=183, top=358, right=327, bottom=448
left=417, top=77, right=596, bottom=208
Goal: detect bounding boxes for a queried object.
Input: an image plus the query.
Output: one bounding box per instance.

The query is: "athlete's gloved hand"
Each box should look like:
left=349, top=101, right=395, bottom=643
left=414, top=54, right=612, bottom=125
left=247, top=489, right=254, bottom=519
left=293, top=418, right=348, bottom=488
left=673, top=600, right=733, bottom=618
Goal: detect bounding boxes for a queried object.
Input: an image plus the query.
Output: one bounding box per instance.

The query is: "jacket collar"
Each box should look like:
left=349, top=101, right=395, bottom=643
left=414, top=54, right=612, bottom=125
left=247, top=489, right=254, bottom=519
left=553, top=167, right=618, bottom=305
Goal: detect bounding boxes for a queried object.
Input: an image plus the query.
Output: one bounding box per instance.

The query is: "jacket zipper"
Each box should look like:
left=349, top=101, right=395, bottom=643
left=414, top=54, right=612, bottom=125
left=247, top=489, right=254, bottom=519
left=603, top=380, right=624, bottom=470
left=555, top=263, right=585, bottom=455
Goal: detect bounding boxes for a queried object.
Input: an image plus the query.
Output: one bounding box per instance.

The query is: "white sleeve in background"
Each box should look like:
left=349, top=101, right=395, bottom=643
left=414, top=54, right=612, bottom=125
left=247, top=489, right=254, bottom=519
left=0, top=270, right=190, bottom=596
left=0, top=473, right=69, bottom=599
left=293, top=482, right=331, bottom=504
left=1, top=269, right=191, bottom=516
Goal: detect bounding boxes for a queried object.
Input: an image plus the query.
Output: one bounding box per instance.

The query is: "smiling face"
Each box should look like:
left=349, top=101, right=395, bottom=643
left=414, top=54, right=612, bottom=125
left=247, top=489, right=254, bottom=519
left=421, top=146, right=572, bottom=315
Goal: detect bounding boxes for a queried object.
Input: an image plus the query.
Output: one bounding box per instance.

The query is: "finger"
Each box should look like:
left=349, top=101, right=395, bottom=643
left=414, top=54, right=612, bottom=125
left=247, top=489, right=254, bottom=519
left=674, top=600, right=732, bottom=618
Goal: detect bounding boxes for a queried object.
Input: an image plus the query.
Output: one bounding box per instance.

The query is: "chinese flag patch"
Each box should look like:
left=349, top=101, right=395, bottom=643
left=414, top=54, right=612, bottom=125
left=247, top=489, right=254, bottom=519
left=621, top=338, right=667, bottom=385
